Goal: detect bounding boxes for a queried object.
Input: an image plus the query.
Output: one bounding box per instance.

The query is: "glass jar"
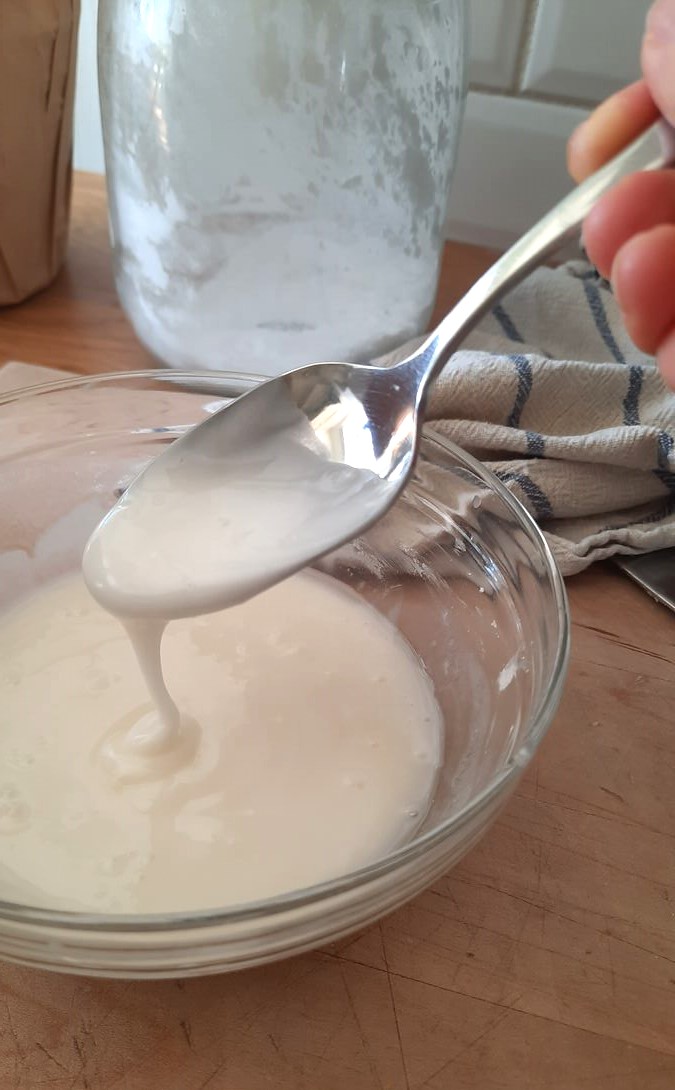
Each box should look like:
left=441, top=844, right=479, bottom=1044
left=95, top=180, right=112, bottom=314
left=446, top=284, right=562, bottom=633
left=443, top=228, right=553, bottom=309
left=98, top=1, right=467, bottom=375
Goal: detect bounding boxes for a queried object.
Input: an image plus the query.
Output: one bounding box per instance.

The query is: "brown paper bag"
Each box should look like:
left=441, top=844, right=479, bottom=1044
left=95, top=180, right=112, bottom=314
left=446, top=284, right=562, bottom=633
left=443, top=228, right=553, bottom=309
left=0, top=0, right=80, bottom=305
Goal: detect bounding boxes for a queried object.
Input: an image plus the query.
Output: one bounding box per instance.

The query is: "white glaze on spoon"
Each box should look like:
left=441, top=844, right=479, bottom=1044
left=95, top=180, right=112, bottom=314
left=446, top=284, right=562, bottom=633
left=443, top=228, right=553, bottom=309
left=81, top=427, right=386, bottom=763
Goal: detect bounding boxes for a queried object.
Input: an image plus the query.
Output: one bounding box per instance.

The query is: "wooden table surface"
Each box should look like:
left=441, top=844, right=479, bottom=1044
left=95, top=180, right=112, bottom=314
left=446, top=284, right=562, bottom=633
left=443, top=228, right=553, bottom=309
left=0, top=174, right=674, bottom=1090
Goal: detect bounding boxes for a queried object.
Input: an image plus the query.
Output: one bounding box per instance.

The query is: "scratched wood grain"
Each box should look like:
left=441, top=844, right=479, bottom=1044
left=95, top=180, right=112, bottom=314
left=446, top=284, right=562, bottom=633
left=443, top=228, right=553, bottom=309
left=0, top=176, right=673, bottom=1090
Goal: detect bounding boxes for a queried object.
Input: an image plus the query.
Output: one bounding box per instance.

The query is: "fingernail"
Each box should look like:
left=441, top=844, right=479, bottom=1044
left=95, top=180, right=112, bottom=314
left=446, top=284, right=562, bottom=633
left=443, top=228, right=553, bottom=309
left=567, top=120, right=590, bottom=181
left=642, top=4, right=675, bottom=120
left=646, top=0, right=675, bottom=41
left=567, top=120, right=585, bottom=164
left=609, top=253, right=625, bottom=305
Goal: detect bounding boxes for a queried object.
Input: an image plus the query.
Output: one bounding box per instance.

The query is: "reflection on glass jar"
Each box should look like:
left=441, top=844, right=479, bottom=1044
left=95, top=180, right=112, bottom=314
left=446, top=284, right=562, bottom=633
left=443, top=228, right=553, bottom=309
left=99, top=0, right=467, bottom=374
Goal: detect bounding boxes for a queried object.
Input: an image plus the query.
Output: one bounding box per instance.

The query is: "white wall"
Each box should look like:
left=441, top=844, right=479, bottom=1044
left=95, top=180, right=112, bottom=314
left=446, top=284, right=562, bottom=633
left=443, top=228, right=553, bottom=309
left=74, top=0, right=650, bottom=247
left=447, top=0, right=650, bottom=247
left=74, top=0, right=104, bottom=176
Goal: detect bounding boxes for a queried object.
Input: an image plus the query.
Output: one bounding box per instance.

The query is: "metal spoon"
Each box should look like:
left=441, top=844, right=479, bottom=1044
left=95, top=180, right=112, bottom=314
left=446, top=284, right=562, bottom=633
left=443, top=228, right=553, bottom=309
left=89, top=121, right=675, bottom=616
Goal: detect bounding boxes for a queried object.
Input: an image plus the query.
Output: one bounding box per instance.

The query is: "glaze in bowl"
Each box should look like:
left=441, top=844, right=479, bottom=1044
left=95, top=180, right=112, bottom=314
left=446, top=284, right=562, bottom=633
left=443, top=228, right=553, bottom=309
left=0, top=371, right=569, bottom=977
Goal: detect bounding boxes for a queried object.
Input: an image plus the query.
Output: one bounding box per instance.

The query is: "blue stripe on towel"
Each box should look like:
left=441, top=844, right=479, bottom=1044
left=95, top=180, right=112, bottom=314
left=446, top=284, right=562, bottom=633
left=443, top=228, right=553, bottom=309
left=654, top=430, right=675, bottom=494
left=582, top=278, right=646, bottom=427
left=493, top=304, right=524, bottom=344
left=600, top=497, right=675, bottom=533
left=582, top=279, right=626, bottom=365
left=497, top=470, right=553, bottom=521
left=573, top=266, right=606, bottom=284
left=506, top=355, right=533, bottom=429
left=526, top=431, right=545, bottom=458
left=622, top=366, right=644, bottom=426
left=641, top=497, right=675, bottom=523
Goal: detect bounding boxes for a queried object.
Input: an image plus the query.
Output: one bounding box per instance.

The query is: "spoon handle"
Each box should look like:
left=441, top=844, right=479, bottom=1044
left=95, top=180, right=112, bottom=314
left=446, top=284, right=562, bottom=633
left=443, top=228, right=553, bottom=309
left=410, top=120, right=675, bottom=393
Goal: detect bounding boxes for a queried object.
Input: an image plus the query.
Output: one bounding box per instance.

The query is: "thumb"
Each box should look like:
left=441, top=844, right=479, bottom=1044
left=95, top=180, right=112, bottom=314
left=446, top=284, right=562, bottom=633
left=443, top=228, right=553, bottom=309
left=642, top=0, right=675, bottom=122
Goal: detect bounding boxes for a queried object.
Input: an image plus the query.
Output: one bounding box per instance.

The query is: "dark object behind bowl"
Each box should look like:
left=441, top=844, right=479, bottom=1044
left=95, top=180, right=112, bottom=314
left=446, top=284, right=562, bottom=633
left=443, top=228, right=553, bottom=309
left=0, top=0, right=80, bottom=305
left=614, top=549, right=675, bottom=613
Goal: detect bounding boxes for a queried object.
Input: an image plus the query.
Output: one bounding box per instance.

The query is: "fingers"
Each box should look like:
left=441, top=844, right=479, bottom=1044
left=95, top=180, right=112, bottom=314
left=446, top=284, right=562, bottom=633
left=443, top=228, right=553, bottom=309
left=567, top=81, right=659, bottom=183
left=642, top=0, right=675, bottom=122
left=565, top=1, right=675, bottom=391
left=569, top=0, right=675, bottom=183
left=582, top=170, right=675, bottom=278
left=611, top=224, right=675, bottom=355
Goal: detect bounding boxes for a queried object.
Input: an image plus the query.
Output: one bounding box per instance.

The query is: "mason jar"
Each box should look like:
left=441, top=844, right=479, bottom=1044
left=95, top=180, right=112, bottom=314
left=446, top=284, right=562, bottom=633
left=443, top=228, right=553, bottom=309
left=99, top=1, right=467, bottom=375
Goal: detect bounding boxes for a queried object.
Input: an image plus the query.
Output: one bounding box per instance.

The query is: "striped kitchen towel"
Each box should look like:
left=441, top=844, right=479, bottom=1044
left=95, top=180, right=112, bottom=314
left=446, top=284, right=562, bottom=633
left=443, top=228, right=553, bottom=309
left=382, top=260, right=675, bottom=576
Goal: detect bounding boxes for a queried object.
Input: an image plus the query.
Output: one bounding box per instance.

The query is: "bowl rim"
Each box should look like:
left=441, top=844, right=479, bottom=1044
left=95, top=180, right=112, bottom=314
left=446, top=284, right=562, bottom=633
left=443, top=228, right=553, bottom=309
left=0, top=369, right=570, bottom=933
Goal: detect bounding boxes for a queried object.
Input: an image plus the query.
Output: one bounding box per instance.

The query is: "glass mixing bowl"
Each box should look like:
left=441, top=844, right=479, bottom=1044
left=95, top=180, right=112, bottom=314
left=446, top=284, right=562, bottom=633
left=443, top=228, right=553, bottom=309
left=0, top=372, right=569, bottom=978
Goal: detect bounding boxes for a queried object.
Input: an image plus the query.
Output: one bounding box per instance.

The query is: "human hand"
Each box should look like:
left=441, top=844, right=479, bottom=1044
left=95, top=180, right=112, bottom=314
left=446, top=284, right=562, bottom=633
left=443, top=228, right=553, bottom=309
left=567, top=0, right=675, bottom=388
